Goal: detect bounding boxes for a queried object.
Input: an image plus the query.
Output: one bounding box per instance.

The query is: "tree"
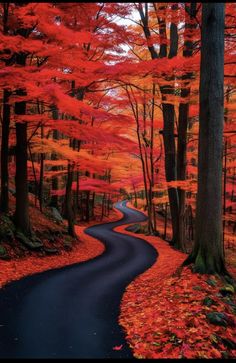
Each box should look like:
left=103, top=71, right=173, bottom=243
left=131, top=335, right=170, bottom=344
left=0, top=3, right=11, bottom=213
left=14, top=31, right=31, bottom=235
left=136, top=3, right=181, bottom=245
left=176, top=3, right=198, bottom=252
left=184, top=3, right=227, bottom=274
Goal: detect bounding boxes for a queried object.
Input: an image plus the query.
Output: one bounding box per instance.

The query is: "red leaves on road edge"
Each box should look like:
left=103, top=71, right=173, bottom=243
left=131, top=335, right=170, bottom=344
left=0, top=208, right=123, bottom=289
left=118, top=202, right=236, bottom=359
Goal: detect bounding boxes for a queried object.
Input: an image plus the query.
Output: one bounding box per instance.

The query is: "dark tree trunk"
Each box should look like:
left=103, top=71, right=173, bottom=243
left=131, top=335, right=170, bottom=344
left=0, top=89, right=11, bottom=213
left=231, top=169, right=235, bottom=202
left=0, top=4, right=11, bottom=213
left=101, top=192, right=105, bottom=221
left=133, top=184, right=137, bottom=208
left=75, top=169, right=80, bottom=215
left=187, top=205, right=194, bottom=242
left=15, top=122, right=31, bottom=235
left=107, top=194, right=111, bottom=216
left=177, top=99, right=188, bottom=251
left=65, top=162, right=76, bottom=238
left=14, top=52, right=31, bottom=235
left=85, top=191, right=90, bottom=222
left=159, top=10, right=179, bottom=245
left=28, top=143, right=38, bottom=207
left=141, top=3, right=190, bottom=246
left=50, top=108, right=59, bottom=209
left=222, top=139, right=227, bottom=256
left=157, top=5, right=167, bottom=58
left=131, top=93, right=152, bottom=232
left=15, top=106, right=31, bottom=234
left=184, top=3, right=226, bottom=274
left=176, top=2, right=198, bottom=252
left=91, top=192, right=95, bottom=219
left=50, top=176, right=59, bottom=207
left=164, top=202, right=168, bottom=240
left=38, top=125, right=44, bottom=212
left=162, top=102, right=179, bottom=244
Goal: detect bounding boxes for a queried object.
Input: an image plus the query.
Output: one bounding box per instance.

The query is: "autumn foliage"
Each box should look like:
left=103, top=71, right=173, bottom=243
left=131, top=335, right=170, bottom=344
left=0, top=3, right=236, bottom=245
left=119, top=204, right=236, bottom=359
left=0, top=2, right=236, bottom=360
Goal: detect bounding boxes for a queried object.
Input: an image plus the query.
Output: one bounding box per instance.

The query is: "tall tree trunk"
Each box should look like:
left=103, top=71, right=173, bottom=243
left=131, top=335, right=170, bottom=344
left=139, top=3, right=181, bottom=244
left=85, top=190, right=90, bottom=222
left=184, top=3, right=226, bottom=274
left=177, top=99, right=188, bottom=251
left=15, top=119, right=31, bottom=234
left=133, top=183, right=137, bottom=207
left=162, top=102, right=179, bottom=244
left=158, top=6, right=179, bottom=244
left=223, top=139, right=227, bottom=254
left=126, top=85, right=151, bottom=231
left=14, top=51, right=31, bottom=235
left=101, top=192, right=105, bottom=221
left=50, top=107, right=59, bottom=209
left=0, top=89, right=11, bottom=213
left=38, top=125, right=44, bottom=212
left=231, top=168, right=235, bottom=202
left=149, top=83, right=157, bottom=233
left=75, top=141, right=81, bottom=217
left=176, top=2, right=198, bottom=252
left=76, top=169, right=80, bottom=215
left=107, top=194, right=111, bottom=216
left=0, top=4, right=11, bottom=213
left=164, top=202, right=168, bottom=240
left=65, top=162, right=76, bottom=238
left=28, top=143, right=38, bottom=207
left=91, top=192, right=95, bottom=219
left=144, top=146, right=155, bottom=234
left=162, top=13, right=179, bottom=244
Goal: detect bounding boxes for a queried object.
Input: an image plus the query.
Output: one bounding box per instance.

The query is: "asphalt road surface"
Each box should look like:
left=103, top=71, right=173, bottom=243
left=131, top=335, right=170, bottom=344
left=0, top=201, right=157, bottom=358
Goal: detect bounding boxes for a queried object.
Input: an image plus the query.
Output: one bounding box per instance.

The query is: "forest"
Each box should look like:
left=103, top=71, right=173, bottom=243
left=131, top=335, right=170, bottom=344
left=0, top=2, right=235, bottom=359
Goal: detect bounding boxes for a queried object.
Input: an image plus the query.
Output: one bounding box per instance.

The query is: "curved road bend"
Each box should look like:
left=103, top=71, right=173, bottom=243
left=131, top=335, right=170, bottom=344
left=0, top=201, right=157, bottom=359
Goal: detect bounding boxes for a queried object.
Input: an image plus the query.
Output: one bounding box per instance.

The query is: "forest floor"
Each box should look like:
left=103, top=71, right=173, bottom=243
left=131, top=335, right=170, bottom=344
left=1, top=197, right=235, bottom=359
left=0, top=193, right=121, bottom=288
left=119, top=202, right=236, bottom=359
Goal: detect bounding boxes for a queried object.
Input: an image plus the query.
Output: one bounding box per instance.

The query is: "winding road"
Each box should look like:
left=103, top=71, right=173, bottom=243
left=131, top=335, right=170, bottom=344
left=0, top=201, right=157, bottom=359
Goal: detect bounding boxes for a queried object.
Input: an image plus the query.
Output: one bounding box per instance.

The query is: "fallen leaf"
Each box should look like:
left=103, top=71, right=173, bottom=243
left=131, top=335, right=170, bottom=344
left=113, top=344, right=123, bottom=351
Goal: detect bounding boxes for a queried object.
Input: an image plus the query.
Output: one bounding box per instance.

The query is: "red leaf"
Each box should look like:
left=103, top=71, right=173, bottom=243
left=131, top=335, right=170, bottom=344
left=113, top=344, right=123, bottom=351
